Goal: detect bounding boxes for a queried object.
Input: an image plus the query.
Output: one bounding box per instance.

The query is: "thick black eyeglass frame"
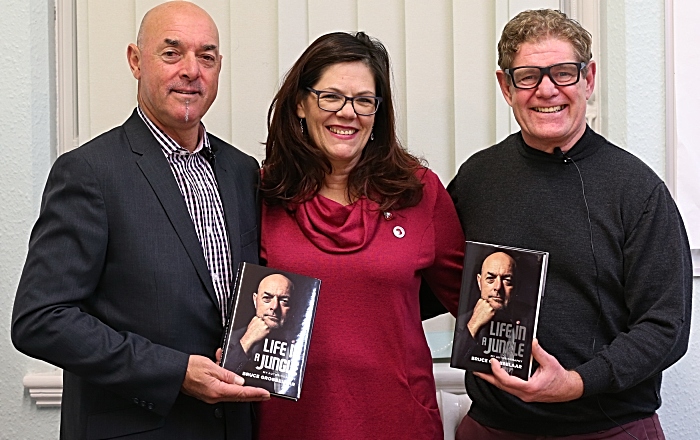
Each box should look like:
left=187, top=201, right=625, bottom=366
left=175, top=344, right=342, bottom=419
left=305, top=87, right=383, bottom=116
left=504, top=62, right=588, bottom=90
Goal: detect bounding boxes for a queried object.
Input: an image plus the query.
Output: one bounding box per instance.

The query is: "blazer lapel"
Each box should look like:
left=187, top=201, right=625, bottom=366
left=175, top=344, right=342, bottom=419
left=122, top=111, right=218, bottom=305
left=212, top=146, right=242, bottom=269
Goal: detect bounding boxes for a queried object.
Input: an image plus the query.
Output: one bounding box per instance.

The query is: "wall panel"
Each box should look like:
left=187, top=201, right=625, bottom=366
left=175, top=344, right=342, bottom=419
left=228, top=1, right=278, bottom=158
left=277, top=0, right=308, bottom=78
left=77, top=0, right=135, bottom=143
left=197, top=0, right=232, bottom=142
left=404, top=0, right=455, bottom=183
left=452, top=0, right=497, bottom=169
left=357, top=0, right=407, bottom=145
left=307, top=0, right=357, bottom=41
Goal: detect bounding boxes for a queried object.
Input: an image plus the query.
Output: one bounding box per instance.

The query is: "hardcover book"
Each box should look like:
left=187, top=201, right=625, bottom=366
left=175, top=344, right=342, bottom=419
left=450, top=241, right=548, bottom=380
left=221, top=263, right=321, bottom=400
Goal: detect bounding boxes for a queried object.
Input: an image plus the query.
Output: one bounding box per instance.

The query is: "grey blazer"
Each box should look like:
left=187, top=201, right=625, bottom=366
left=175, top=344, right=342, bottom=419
left=12, top=110, right=260, bottom=440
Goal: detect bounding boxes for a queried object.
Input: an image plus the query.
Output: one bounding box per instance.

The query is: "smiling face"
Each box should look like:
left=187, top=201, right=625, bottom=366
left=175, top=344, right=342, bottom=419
left=127, top=2, right=222, bottom=143
left=296, top=61, right=376, bottom=172
left=253, top=274, right=293, bottom=330
left=496, top=37, right=595, bottom=153
left=477, top=252, right=516, bottom=312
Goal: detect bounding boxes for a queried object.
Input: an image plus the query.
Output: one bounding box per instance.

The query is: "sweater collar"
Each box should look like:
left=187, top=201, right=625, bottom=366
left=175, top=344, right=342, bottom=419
left=293, top=195, right=381, bottom=254
left=516, top=125, right=602, bottom=163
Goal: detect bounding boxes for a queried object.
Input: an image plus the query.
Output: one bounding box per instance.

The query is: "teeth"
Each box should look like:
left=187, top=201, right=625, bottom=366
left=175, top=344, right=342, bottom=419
left=329, top=127, right=357, bottom=135
left=534, top=105, right=564, bottom=113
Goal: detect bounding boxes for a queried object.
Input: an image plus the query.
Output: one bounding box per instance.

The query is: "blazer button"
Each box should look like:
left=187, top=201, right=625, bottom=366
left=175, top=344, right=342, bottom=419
left=140, top=400, right=147, bottom=407
left=214, top=407, right=224, bottom=419
left=147, top=403, right=154, bottom=411
left=133, top=398, right=140, bottom=405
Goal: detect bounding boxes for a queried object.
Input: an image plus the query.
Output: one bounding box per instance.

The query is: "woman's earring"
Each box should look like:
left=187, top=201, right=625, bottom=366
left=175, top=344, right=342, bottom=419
left=370, top=131, right=374, bottom=141
left=299, top=118, right=304, bottom=134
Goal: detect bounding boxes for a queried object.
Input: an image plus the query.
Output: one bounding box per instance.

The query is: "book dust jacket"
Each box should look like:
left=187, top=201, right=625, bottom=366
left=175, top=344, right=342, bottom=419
left=221, top=263, right=321, bottom=400
left=451, top=241, right=548, bottom=380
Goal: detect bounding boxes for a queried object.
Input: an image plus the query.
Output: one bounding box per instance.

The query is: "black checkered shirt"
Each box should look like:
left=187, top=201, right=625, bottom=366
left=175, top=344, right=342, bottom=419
left=138, top=107, right=232, bottom=325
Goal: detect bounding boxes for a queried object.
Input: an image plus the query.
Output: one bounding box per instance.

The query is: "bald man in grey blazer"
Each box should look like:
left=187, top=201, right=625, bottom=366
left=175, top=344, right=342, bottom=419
left=12, top=2, right=268, bottom=439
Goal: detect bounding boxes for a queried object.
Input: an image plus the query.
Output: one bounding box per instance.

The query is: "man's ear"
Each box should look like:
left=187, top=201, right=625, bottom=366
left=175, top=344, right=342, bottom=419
left=476, top=273, right=482, bottom=291
left=496, top=70, right=514, bottom=107
left=584, top=60, right=597, bottom=100
left=127, top=43, right=142, bottom=80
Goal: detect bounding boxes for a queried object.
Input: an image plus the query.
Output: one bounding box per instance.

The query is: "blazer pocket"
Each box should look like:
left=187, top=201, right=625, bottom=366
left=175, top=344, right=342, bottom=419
left=240, top=226, right=258, bottom=249
left=87, top=406, right=165, bottom=439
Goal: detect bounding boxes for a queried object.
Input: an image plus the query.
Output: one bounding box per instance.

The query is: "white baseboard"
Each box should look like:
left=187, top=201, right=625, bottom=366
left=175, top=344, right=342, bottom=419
left=24, top=364, right=465, bottom=408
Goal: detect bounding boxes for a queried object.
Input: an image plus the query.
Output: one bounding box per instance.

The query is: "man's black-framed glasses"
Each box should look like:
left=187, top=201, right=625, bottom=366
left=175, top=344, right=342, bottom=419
left=306, top=87, right=382, bottom=116
left=504, top=62, right=587, bottom=89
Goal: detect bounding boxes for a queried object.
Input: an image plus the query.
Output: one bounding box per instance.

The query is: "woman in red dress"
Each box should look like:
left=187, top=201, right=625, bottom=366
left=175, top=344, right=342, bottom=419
left=257, top=31, right=464, bottom=440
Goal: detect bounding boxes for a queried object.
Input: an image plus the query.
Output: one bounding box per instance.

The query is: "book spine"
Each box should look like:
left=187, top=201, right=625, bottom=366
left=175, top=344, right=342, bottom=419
left=528, top=254, right=549, bottom=378
left=220, top=262, right=248, bottom=366
left=291, top=281, right=321, bottom=397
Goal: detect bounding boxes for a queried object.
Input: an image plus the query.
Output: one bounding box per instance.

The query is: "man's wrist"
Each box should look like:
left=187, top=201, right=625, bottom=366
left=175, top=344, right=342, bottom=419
left=466, top=320, right=482, bottom=338
left=565, top=370, right=584, bottom=401
left=239, top=336, right=253, bottom=355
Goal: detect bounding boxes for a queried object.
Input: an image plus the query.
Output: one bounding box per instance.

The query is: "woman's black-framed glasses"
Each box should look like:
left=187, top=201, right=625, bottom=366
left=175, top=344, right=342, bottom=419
left=306, top=87, right=382, bottom=116
left=504, top=62, right=587, bottom=89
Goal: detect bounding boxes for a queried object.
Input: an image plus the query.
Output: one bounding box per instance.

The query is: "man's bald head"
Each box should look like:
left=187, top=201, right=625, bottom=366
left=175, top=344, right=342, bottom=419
left=137, top=1, right=219, bottom=48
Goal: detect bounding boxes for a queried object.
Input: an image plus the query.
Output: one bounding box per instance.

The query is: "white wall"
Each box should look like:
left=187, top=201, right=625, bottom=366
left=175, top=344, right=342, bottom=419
left=605, top=1, right=700, bottom=436
left=0, top=0, right=697, bottom=439
left=672, top=2, right=700, bottom=263
left=0, top=0, right=61, bottom=438
left=589, top=1, right=700, bottom=436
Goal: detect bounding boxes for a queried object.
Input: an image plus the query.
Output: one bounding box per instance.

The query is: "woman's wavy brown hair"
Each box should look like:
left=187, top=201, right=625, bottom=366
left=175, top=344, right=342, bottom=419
left=261, top=31, right=424, bottom=212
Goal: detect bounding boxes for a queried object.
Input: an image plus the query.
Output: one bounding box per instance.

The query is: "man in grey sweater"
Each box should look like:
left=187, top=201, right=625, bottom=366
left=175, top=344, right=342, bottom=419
left=449, top=9, right=692, bottom=439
